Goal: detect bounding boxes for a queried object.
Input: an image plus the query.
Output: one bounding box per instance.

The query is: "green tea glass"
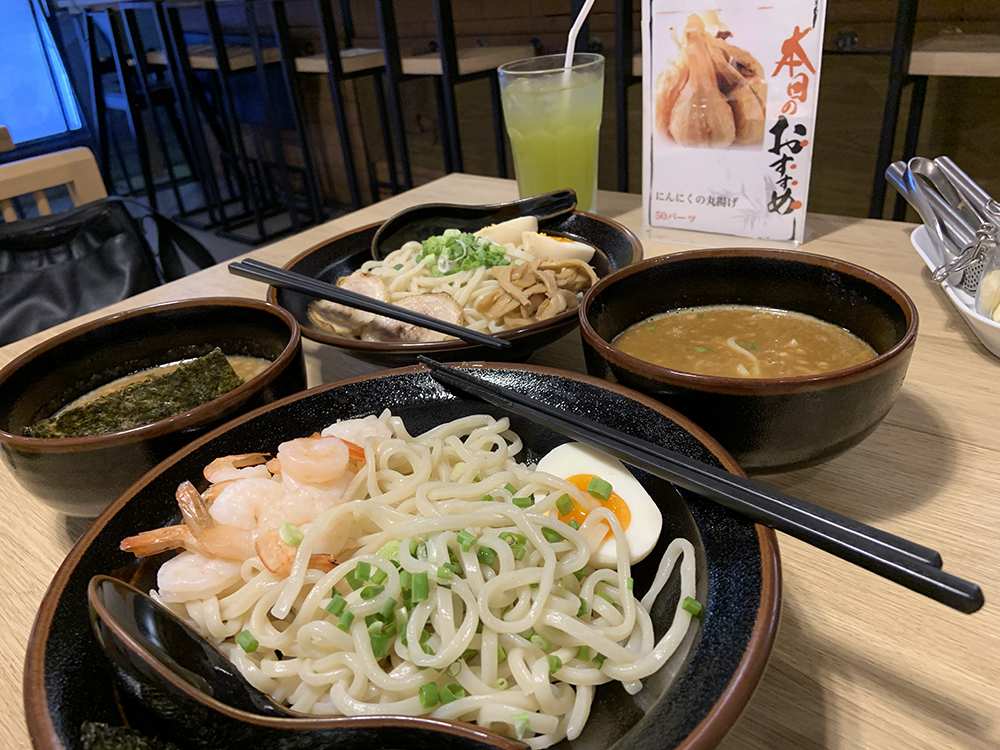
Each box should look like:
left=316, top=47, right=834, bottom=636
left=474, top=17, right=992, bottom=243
left=498, top=53, right=604, bottom=213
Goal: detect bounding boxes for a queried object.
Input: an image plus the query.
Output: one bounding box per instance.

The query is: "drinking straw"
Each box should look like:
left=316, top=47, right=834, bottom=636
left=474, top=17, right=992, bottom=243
left=564, top=0, right=598, bottom=69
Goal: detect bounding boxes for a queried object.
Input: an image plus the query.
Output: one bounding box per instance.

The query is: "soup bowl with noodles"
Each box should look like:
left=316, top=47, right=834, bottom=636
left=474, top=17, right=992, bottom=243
left=580, top=249, right=919, bottom=473
left=267, top=209, right=642, bottom=367
left=25, top=365, right=779, bottom=750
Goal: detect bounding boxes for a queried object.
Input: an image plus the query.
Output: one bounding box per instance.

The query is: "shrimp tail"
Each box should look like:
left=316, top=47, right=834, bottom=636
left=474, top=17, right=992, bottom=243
left=175, top=480, right=216, bottom=534
left=120, top=524, right=201, bottom=557
left=344, top=440, right=366, bottom=464
left=255, top=528, right=337, bottom=577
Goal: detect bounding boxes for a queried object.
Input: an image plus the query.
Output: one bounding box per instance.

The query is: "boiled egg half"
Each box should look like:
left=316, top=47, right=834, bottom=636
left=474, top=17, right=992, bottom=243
left=521, top=231, right=596, bottom=262
left=474, top=216, right=539, bottom=247
left=536, top=442, right=662, bottom=566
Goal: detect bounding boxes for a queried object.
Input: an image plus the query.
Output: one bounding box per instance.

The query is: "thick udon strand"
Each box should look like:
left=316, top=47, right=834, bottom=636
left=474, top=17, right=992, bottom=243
left=155, top=412, right=698, bottom=748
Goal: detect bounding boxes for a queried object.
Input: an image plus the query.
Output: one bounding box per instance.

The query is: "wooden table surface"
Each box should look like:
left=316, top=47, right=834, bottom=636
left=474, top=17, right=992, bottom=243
left=1, top=175, right=996, bottom=749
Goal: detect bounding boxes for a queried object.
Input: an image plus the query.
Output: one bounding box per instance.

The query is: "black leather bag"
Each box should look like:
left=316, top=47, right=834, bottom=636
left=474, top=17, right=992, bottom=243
left=0, top=198, right=216, bottom=345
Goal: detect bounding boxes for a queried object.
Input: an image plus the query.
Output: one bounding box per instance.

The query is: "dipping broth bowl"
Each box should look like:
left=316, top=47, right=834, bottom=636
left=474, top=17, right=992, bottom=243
left=0, top=298, right=306, bottom=516
left=580, top=249, right=918, bottom=473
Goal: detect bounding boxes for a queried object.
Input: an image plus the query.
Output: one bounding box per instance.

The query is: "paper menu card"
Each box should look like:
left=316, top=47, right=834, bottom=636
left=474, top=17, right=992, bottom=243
left=641, top=1, right=828, bottom=243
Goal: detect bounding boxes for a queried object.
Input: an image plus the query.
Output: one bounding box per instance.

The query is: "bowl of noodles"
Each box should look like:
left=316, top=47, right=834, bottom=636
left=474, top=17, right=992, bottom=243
left=25, top=365, right=779, bottom=750
left=266, top=208, right=642, bottom=366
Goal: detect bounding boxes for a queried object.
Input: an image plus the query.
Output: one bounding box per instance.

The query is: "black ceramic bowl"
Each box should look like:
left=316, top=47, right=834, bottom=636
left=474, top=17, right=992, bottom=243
left=580, top=249, right=919, bottom=473
left=267, top=210, right=642, bottom=367
left=0, top=298, right=306, bottom=516
left=25, top=365, right=780, bottom=750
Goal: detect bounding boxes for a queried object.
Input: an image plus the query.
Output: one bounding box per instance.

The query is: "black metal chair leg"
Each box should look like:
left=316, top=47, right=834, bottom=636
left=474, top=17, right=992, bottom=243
left=433, top=0, right=463, bottom=173
left=85, top=14, right=113, bottom=194
left=488, top=74, right=508, bottom=178
left=615, top=0, right=634, bottom=193
left=374, top=0, right=413, bottom=190
left=433, top=77, right=454, bottom=173
left=372, top=72, right=399, bottom=196
left=893, top=74, right=928, bottom=221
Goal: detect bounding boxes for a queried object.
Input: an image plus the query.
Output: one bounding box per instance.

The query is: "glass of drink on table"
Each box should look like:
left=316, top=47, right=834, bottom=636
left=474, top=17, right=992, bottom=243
left=497, top=53, right=605, bottom=213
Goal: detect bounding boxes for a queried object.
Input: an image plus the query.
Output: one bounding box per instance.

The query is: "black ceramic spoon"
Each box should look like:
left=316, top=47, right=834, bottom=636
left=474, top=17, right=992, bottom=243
left=371, top=189, right=579, bottom=261
left=88, top=575, right=294, bottom=718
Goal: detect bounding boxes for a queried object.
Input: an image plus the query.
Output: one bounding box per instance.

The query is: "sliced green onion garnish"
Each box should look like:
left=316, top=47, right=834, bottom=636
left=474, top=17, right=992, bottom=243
left=530, top=634, right=552, bottom=652
left=360, top=584, right=384, bottom=600
left=512, top=496, right=533, bottom=509
left=547, top=655, right=562, bottom=674
left=394, top=607, right=408, bottom=634
left=418, top=682, right=439, bottom=708
left=592, top=653, right=606, bottom=669
left=587, top=477, right=613, bottom=501
left=568, top=519, right=581, bottom=530
left=577, top=645, right=590, bottom=661
left=477, top=546, right=497, bottom=565
left=499, top=532, right=526, bottom=546
left=371, top=568, right=388, bottom=585
left=345, top=569, right=364, bottom=590
left=368, top=620, right=383, bottom=636
left=399, top=570, right=411, bottom=591
left=411, top=571, right=429, bottom=603
left=504, top=482, right=517, bottom=494
left=520, top=628, right=534, bottom=640
left=460, top=648, right=478, bottom=662
left=627, top=577, right=634, bottom=590
left=377, top=540, right=400, bottom=561
left=512, top=711, right=531, bottom=739
left=513, top=546, right=526, bottom=561
left=451, top=462, right=466, bottom=479
left=278, top=522, right=303, bottom=547
left=541, top=527, right=564, bottom=543
left=495, top=677, right=508, bottom=690
left=597, top=589, right=615, bottom=604
left=480, top=494, right=494, bottom=502
left=355, top=561, right=371, bottom=581
left=378, top=597, right=397, bottom=620
left=456, top=529, right=477, bottom=551
left=573, top=567, right=587, bottom=582
left=408, top=539, right=418, bottom=555
left=236, top=630, right=258, bottom=653
left=439, top=683, right=465, bottom=704
left=694, top=345, right=709, bottom=353
left=577, top=596, right=590, bottom=617
left=682, top=596, right=703, bottom=617
left=555, top=494, right=574, bottom=516
left=497, top=645, right=507, bottom=662
left=437, top=565, right=453, bottom=580
left=446, top=660, right=462, bottom=678
left=336, top=610, right=355, bottom=632
left=325, top=592, right=347, bottom=617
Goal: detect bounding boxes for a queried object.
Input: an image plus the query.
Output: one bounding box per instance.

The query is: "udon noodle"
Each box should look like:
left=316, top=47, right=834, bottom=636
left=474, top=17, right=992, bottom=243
left=147, top=413, right=697, bottom=748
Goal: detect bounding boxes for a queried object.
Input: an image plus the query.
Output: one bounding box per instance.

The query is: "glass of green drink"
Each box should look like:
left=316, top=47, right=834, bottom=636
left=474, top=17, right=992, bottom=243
left=497, top=53, right=604, bottom=213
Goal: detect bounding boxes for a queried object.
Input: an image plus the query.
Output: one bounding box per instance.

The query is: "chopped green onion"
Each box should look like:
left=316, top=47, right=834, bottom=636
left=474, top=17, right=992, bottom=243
left=477, top=546, right=497, bottom=566
left=325, top=592, right=347, bottom=617
left=371, top=568, right=388, bottom=585
left=344, top=570, right=364, bottom=590
left=512, top=711, right=531, bottom=739
left=555, top=494, right=574, bottom=516
left=592, top=653, right=606, bottom=669
left=450, top=462, right=466, bottom=479
left=337, top=610, right=355, bottom=632
left=382, top=622, right=398, bottom=638
left=419, top=629, right=432, bottom=644
left=355, top=562, right=371, bottom=581
left=586, top=477, right=613, bottom=501
left=378, top=597, right=397, bottom=620
left=460, top=648, right=478, bottom=662
left=360, top=584, right=384, bottom=600
left=512, top=496, right=533, bottom=509
left=476, top=620, right=484, bottom=634
left=368, top=620, right=383, bottom=636
left=399, top=570, right=411, bottom=591
left=513, top=546, right=526, bottom=561
left=437, top=565, right=453, bottom=580
left=627, top=577, right=634, bottom=590
left=439, top=683, right=465, bottom=704
left=497, top=645, right=507, bottom=662
left=495, top=677, right=508, bottom=690
left=394, top=608, right=408, bottom=634
left=499, top=532, right=526, bottom=547
left=393, top=263, right=404, bottom=270
left=421, top=642, right=435, bottom=656
left=541, top=527, right=564, bottom=543
left=504, top=482, right=517, bottom=494
left=411, top=571, right=429, bottom=603
left=446, top=661, right=462, bottom=678
left=529, top=582, right=538, bottom=589
left=577, top=597, right=590, bottom=617
left=278, top=522, right=303, bottom=547
left=694, top=345, right=710, bottom=353
left=480, top=494, right=494, bottom=502
left=573, top=567, right=588, bottom=582
left=597, top=589, right=615, bottom=604
left=418, top=682, right=439, bottom=708
left=236, top=630, right=258, bottom=653
left=456, top=529, right=477, bottom=552
left=547, top=655, right=562, bottom=674
left=408, top=539, right=418, bottom=555
left=577, top=645, right=590, bottom=661
left=682, top=596, right=703, bottom=617
left=520, top=628, right=534, bottom=641
left=377, top=540, right=400, bottom=561
left=530, top=634, right=552, bottom=652
left=568, top=519, right=581, bottom=530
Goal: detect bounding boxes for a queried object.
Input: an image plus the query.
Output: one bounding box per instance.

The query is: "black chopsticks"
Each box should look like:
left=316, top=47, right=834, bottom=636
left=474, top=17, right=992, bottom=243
left=418, top=356, right=984, bottom=614
left=229, top=259, right=511, bottom=350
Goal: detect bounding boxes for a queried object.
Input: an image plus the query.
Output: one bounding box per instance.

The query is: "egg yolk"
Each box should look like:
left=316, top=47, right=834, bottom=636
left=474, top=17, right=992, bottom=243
left=558, top=475, right=631, bottom=537
left=543, top=233, right=576, bottom=244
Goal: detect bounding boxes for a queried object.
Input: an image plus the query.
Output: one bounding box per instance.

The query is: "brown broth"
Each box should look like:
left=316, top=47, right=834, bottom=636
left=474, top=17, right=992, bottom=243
left=57, top=355, right=271, bottom=415
left=613, top=305, right=876, bottom=378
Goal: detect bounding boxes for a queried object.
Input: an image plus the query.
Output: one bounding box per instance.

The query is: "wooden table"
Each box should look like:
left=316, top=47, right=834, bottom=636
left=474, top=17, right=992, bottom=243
left=1, top=175, right=996, bottom=749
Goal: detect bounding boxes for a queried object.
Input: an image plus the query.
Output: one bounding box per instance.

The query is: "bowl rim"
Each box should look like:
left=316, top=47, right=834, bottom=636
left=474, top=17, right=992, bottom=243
left=24, top=363, right=780, bottom=750
left=579, top=247, right=920, bottom=395
left=267, top=214, right=643, bottom=353
left=0, top=297, right=301, bottom=453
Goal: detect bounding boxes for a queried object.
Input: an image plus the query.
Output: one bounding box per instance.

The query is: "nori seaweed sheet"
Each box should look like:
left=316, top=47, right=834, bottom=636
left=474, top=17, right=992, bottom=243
left=25, top=348, right=244, bottom=439
left=81, top=722, right=181, bottom=750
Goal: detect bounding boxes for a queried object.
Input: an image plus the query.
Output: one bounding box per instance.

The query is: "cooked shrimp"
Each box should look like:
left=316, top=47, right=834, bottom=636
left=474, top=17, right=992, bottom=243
left=155, top=551, right=243, bottom=603
left=321, top=418, right=392, bottom=447
left=203, top=453, right=271, bottom=484
left=254, top=528, right=336, bottom=577
left=273, top=435, right=357, bottom=487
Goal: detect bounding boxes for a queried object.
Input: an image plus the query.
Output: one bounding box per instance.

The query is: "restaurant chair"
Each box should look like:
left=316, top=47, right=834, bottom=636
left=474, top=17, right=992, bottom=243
left=375, top=0, right=535, bottom=182
left=0, top=147, right=107, bottom=223
left=614, top=0, right=640, bottom=192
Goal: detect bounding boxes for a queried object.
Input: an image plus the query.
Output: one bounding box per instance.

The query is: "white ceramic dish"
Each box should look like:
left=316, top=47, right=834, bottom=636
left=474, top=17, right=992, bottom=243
left=911, top=224, right=1000, bottom=358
